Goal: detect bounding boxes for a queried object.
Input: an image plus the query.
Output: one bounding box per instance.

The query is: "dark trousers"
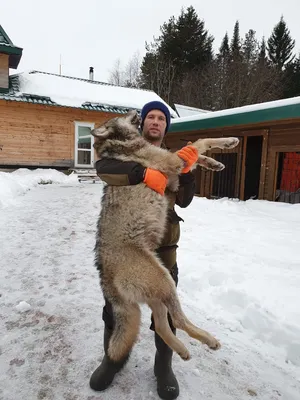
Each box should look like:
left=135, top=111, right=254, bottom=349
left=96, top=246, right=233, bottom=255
left=102, top=261, right=179, bottom=332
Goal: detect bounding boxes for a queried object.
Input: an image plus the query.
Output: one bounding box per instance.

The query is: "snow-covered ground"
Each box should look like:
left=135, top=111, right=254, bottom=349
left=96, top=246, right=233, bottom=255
left=0, top=169, right=300, bottom=400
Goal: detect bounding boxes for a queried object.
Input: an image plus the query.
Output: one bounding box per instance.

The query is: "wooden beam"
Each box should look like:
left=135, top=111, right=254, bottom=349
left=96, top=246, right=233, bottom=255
left=235, top=141, right=243, bottom=198
left=239, top=136, right=248, bottom=200
left=272, top=151, right=280, bottom=202
left=258, top=132, right=269, bottom=199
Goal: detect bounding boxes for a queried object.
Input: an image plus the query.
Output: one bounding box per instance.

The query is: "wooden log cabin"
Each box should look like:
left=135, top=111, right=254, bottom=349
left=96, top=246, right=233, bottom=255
left=166, top=101, right=300, bottom=204
left=0, top=25, right=176, bottom=173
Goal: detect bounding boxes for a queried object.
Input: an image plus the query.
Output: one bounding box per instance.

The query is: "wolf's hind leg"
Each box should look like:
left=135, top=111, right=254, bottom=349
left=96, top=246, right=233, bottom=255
left=163, top=294, right=221, bottom=350
left=148, top=300, right=191, bottom=361
left=197, top=155, right=225, bottom=171
left=115, top=249, right=220, bottom=353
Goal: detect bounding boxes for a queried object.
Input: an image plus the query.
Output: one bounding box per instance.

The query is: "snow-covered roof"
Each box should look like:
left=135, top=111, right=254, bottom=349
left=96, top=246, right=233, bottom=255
left=174, top=103, right=211, bottom=117
left=169, top=96, right=300, bottom=133
left=0, top=70, right=177, bottom=117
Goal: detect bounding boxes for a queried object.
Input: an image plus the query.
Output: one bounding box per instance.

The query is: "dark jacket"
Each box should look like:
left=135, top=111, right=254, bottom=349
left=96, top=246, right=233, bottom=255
left=95, top=158, right=196, bottom=269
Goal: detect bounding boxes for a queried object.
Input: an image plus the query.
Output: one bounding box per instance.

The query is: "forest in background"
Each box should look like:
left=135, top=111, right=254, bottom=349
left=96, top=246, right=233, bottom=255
left=108, top=6, right=300, bottom=111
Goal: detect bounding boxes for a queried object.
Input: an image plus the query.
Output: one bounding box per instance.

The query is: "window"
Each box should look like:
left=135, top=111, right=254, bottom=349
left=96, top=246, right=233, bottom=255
left=74, top=122, right=95, bottom=168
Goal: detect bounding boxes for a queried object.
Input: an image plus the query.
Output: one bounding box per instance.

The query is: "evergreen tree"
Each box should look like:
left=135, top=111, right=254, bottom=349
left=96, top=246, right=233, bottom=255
left=214, top=32, right=231, bottom=109
left=219, top=32, right=230, bottom=58
left=139, top=39, right=176, bottom=103
left=139, top=6, right=214, bottom=104
left=258, top=37, right=267, bottom=64
left=283, top=55, right=300, bottom=98
left=242, top=29, right=259, bottom=65
left=158, top=6, right=214, bottom=73
left=267, top=16, right=295, bottom=69
left=137, top=10, right=286, bottom=109
left=226, top=21, right=244, bottom=107
left=230, top=20, right=242, bottom=60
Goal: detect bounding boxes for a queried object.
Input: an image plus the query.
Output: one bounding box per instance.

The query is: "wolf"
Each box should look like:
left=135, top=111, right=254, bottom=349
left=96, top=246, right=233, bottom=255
left=91, top=110, right=239, bottom=362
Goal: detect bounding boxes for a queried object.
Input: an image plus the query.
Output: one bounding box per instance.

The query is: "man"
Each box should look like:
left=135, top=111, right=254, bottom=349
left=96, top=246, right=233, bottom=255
left=89, top=101, right=198, bottom=400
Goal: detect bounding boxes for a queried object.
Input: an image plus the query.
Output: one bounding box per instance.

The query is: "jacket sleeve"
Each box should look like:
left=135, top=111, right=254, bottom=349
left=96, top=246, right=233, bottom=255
left=95, top=158, right=146, bottom=185
left=175, top=171, right=196, bottom=208
left=95, top=158, right=196, bottom=208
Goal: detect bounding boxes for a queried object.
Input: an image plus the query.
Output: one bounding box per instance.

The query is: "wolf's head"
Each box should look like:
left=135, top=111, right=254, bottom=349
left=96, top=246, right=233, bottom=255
left=92, top=110, right=143, bottom=158
left=91, top=110, right=140, bottom=146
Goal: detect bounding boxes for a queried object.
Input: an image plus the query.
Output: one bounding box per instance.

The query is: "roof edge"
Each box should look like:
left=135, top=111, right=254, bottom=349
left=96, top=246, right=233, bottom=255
left=0, top=25, right=14, bottom=45
left=169, top=102, right=300, bottom=133
left=0, top=44, right=23, bottom=55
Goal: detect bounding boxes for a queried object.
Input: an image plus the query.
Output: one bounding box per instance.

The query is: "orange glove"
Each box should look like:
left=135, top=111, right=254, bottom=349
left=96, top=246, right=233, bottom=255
left=143, top=168, right=167, bottom=195
left=176, top=145, right=199, bottom=173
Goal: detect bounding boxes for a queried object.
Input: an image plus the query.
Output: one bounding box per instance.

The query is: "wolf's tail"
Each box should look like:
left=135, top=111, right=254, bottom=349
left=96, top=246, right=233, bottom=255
left=107, top=303, right=141, bottom=361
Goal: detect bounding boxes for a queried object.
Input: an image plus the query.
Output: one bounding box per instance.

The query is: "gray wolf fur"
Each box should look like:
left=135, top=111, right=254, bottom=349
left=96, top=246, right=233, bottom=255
left=91, top=110, right=239, bottom=362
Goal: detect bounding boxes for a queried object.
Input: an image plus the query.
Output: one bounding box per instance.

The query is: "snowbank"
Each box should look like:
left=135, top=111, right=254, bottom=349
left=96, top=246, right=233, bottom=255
left=178, top=197, right=300, bottom=368
left=0, top=168, right=78, bottom=208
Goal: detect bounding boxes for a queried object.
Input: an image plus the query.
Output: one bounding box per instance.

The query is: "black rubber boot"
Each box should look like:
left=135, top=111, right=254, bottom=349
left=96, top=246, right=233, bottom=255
left=154, top=330, right=179, bottom=400
left=89, top=326, right=129, bottom=391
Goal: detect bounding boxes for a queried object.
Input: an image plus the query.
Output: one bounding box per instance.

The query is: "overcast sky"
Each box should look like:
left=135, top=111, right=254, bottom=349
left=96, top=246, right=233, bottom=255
left=1, top=0, right=299, bottom=82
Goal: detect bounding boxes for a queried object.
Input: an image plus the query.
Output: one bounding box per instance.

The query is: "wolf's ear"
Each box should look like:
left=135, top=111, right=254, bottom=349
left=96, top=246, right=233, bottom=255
left=90, top=125, right=110, bottom=139
left=125, top=109, right=140, bottom=126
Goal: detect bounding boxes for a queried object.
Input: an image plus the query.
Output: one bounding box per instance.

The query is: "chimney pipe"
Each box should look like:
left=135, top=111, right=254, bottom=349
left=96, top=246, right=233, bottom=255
left=89, top=66, right=94, bottom=80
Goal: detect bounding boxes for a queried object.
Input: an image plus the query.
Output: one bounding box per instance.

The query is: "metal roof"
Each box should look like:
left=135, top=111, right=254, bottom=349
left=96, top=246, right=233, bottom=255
left=168, top=98, right=300, bottom=133
left=0, top=72, right=143, bottom=114
left=0, top=25, right=23, bottom=69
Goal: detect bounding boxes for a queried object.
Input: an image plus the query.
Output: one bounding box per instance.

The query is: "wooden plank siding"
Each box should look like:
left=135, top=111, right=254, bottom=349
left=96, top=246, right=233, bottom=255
left=0, top=54, right=9, bottom=89
left=0, top=100, right=120, bottom=168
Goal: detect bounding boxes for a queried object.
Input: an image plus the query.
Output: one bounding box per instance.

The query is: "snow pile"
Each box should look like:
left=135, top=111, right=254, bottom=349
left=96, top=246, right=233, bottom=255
left=0, top=168, right=78, bottom=208
left=174, top=103, right=211, bottom=117
left=17, top=71, right=177, bottom=117
left=0, top=178, right=300, bottom=399
left=15, top=301, right=31, bottom=313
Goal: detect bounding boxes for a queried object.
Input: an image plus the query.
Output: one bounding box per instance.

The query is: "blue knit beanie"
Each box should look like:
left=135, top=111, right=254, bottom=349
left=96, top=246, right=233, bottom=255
left=140, top=101, right=171, bottom=133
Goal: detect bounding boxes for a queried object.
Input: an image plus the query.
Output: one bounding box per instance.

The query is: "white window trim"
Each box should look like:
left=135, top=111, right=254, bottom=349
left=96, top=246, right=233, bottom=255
left=74, top=121, right=95, bottom=168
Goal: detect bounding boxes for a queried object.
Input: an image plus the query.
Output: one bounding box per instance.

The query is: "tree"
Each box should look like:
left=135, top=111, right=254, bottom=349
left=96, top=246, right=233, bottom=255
left=139, top=40, right=177, bottom=103
left=139, top=6, right=214, bottom=104
left=110, top=12, right=290, bottom=110
left=226, top=21, right=244, bottom=107
left=213, top=26, right=282, bottom=110
left=124, top=51, right=142, bottom=88
left=213, top=33, right=231, bottom=109
left=158, top=5, right=214, bottom=73
left=283, top=55, right=300, bottom=98
left=219, top=32, right=230, bottom=58
left=267, top=16, right=295, bottom=70
left=242, top=29, right=259, bottom=66
left=258, top=37, right=267, bottom=65
left=108, top=52, right=142, bottom=88
left=108, top=58, right=124, bottom=86
left=230, top=20, right=242, bottom=60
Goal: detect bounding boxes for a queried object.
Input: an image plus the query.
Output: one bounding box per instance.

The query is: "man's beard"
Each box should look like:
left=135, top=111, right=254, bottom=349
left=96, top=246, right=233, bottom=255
left=143, top=131, right=164, bottom=144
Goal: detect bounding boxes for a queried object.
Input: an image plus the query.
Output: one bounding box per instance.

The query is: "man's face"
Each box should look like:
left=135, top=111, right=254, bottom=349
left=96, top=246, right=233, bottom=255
left=142, top=109, right=167, bottom=145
